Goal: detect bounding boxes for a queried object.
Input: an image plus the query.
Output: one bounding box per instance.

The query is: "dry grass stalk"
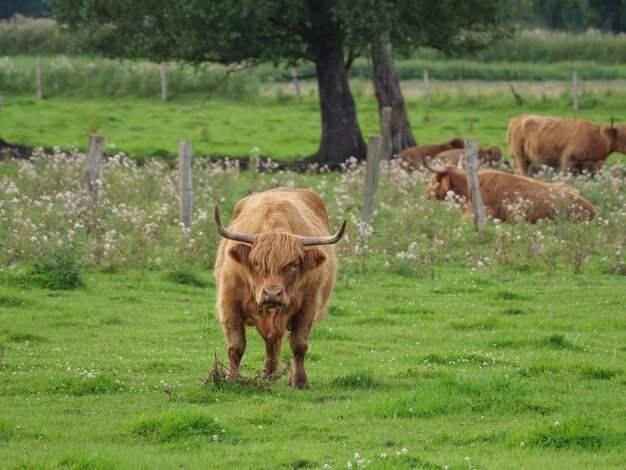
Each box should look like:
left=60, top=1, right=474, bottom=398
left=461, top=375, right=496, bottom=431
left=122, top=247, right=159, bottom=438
left=201, top=353, right=290, bottom=391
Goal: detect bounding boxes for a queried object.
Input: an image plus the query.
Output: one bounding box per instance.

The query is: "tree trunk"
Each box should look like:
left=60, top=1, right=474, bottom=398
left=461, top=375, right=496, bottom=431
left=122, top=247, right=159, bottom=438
left=371, top=29, right=416, bottom=155
left=306, top=0, right=366, bottom=165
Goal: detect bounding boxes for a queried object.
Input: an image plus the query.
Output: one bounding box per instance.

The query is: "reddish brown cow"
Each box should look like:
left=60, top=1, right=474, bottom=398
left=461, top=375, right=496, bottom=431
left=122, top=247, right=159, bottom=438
left=423, top=159, right=596, bottom=223
left=508, top=114, right=626, bottom=174
left=214, top=187, right=345, bottom=389
left=435, top=145, right=503, bottom=167
left=396, top=137, right=464, bottom=171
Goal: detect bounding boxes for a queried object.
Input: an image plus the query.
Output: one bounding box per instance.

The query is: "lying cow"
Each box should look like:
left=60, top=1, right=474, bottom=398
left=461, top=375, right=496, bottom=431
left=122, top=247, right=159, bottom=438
left=214, top=187, right=345, bottom=389
left=508, top=114, right=626, bottom=174
left=422, top=158, right=596, bottom=223
left=396, top=137, right=464, bottom=171
left=435, top=145, right=503, bottom=168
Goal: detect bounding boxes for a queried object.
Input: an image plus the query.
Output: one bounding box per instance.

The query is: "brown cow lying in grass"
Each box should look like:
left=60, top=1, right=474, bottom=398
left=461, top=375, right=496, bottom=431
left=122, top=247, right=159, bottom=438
left=214, top=187, right=345, bottom=389
left=422, top=158, right=596, bottom=223
left=435, top=145, right=503, bottom=168
left=508, top=114, right=626, bottom=174
left=396, top=137, right=464, bottom=171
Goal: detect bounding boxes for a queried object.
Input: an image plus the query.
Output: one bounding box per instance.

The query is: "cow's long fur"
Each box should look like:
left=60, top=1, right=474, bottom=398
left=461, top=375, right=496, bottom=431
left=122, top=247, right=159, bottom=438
left=507, top=114, right=626, bottom=174
left=435, top=145, right=503, bottom=167
left=396, top=137, right=464, bottom=171
left=423, top=164, right=596, bottom=223
left=214, top=187, right=339, bottom=388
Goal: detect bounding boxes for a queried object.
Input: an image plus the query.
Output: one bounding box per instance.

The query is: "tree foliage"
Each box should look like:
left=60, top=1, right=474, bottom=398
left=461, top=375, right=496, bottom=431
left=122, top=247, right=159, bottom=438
left=49, top=1, right=337, bottom=65
left=518, top=0, right=626, bottom=33
left=48, top=0, right=510, bottom=66
left=48, top=0, right=510, bottom=163
left=338, top=0, right=510, bottom=58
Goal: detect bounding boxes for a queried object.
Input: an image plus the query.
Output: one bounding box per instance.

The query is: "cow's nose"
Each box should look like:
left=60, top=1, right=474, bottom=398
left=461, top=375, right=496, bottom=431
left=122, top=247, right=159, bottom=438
left=262, top=286, right=285, bottom=303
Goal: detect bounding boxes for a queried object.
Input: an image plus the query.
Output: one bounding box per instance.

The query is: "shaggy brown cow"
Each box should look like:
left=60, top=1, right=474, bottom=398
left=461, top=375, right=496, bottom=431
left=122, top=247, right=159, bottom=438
left=507, top=114, right=626, bottom=174
left=423, top=158, right=596, bottom=223
left=435, top=145, right=503, bottom=168
left=396, top=137, right=465, bottom=171
left=214, top=187, right=345, bottom=389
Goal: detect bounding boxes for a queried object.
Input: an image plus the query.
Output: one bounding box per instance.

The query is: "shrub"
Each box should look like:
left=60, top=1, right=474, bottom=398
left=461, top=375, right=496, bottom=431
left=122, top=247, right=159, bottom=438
left=9, top=244, right=84, bottom=290
left=30, top=244, right=83, bottom=289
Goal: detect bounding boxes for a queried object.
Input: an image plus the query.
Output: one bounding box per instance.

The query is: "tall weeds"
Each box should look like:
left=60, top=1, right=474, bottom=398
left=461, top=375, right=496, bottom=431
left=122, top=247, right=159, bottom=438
left=1, top=150, right=624, bottom=281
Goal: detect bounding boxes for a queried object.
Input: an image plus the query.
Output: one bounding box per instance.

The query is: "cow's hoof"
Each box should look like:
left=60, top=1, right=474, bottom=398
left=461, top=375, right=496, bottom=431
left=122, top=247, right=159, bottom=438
left=225, top=372, right=242, bottom=382
left=262, top=371, right=279, bottom=381
left=288, top=376, right=309, bottom=389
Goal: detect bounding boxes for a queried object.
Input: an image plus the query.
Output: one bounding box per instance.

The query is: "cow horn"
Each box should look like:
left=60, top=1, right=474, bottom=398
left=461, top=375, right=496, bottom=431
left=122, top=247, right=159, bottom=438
left=422, top=155, right=448, bottom=174
left=214, top=206, right=255, bottom=244
left=457, top=154, right=466, bottom=170
left=299, top=219, right=347, bottom=246
left=611, top=116, right=615, bottom=128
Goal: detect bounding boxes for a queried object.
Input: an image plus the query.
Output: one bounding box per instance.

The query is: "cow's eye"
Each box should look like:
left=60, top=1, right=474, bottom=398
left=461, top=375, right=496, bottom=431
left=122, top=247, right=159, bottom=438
left=282, top=262, right=298, bottom=273
left=252, top=261, right=260, bottom=270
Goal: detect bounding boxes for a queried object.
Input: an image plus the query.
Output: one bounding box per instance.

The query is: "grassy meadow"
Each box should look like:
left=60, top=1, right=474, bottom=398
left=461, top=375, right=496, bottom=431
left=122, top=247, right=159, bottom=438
left=3, top=79, right=626, bottom=162
left=1, top=148, right=625, bottom=468
left=1, top=267, right=624, bottom=469
left=1, top=43, right=626, bottom=468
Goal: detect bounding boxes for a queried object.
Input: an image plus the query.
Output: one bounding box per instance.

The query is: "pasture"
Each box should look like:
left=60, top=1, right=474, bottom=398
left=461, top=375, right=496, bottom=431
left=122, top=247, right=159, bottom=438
left=1, top=267, right=624, bottom=468
left=1, top=152, right=625, bottom=468
left=3, top=79, right=626, bottom=162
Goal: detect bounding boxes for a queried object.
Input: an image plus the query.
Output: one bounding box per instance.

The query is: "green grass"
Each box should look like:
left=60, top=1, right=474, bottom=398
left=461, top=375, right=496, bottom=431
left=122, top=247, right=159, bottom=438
left=0, top=95, right=323, bottom=160
left=1, top=59, right=625, bottom=467
left=350, top=58, right=626, bottom=81
left=5, top=51, right=626, bottom=102
left=0, top=268, right=624, bottom=468
left=3, top=85, right=626, bottom=161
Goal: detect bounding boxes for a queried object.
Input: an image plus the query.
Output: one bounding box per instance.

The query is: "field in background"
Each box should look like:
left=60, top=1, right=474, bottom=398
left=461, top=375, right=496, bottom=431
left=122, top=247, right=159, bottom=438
left=3, top=45, right=626, bottom=161
left=4, top=54, right=626, bottom=98
left=3, top=80, right=626, bottom=161
left=3, top=53, right=626, bottom=97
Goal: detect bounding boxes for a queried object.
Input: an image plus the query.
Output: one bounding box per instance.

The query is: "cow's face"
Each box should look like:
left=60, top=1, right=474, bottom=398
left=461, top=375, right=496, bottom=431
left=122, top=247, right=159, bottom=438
left=229, top=232, right=326, bottom=308
left=423, top=173, right=450, bottom=201
left=611, top=123, right=626, bottom=153
left=482, top=145, right=503, bottom=163
left=449, top=138, right=465, bottom=149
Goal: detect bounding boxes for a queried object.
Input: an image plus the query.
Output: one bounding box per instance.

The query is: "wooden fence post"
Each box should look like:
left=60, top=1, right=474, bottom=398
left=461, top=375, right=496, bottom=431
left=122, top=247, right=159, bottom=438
left=464, top=139, right=487, bottom=232
left=291, top=68, right=302, bottom=104
left=362, top=135, right=383, bottom=224
left=160, top=63, right=168, bottom=102
left=81, top=134, right=105, bottom=214
left=423, top=69, right=430, bottom=112
left=572, top=69, right=579, bottom=111
left=380, top=106, right=392, bottom=160
left=82, top=134, right=105, bottom=192
left=36, top=56, right=42, bottom=99
left=178, top=140, right=193, bottom=228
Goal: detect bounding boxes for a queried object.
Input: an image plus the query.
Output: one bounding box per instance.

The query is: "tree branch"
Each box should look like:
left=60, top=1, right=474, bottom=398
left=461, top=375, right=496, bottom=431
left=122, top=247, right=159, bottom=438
left=345, top=47, right=361, bottom=70
left=268, top=15, right=311, bottom=43
left=197, top=62, right=257, bottom=105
